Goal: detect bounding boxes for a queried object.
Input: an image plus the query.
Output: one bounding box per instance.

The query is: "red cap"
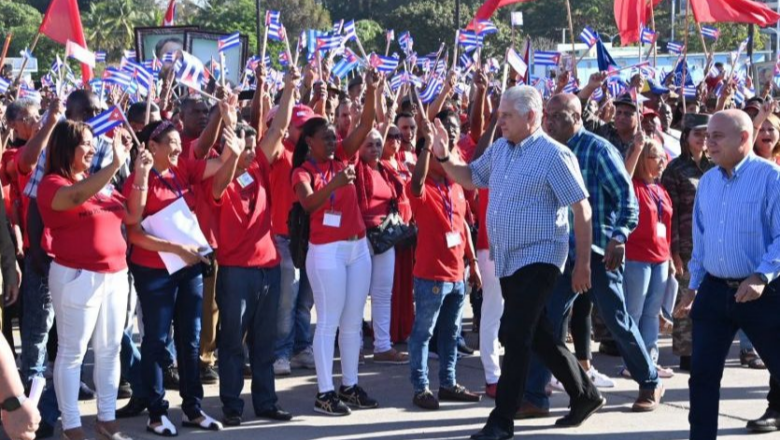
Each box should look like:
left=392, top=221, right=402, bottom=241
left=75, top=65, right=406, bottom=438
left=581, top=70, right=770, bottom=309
left=291, top=105, right=317, bottom=128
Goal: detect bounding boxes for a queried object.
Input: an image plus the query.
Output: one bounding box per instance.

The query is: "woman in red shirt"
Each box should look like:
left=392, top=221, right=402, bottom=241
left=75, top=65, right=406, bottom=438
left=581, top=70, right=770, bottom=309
left=754, top=114, right=780, bottom=165
left=355, top=129, right=409, bottom=364
left=38, top=121, right=131, bottom=440
left=123, top=113, right=240, bottom=436
left=624, top=138, right=674, bottom=378
left=291, top=72, right=379, bottom=417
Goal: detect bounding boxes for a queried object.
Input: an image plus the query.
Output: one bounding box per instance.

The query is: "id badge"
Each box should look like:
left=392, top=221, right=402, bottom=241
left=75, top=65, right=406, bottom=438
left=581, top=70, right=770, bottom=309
left=656, top=222, right=667, bottom=238
left=446, top=231, right=462, bottom=248
left=323, top=211, right=342, bottom=228
left=236, top=172, right=254, bottom=188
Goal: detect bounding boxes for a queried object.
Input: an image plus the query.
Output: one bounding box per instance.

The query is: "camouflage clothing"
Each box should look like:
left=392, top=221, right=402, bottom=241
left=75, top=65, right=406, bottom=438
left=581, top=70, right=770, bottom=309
left=580, top=98, right=634, bottom=157
left=672, top=255, right=693, bottom=356
left=661, top=154, right=714, bottom=256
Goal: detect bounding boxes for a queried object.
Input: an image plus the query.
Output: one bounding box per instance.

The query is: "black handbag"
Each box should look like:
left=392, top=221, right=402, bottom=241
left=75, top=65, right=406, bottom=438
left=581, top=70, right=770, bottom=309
left=287, top=201, right=310, bottom=269
left=366, top=200, right=417, bottom=254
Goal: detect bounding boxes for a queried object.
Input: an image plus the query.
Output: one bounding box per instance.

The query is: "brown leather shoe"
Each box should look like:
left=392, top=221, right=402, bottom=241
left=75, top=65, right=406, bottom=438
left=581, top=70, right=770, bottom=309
left=632, top=385, right=664, bottom=412
left=514, top=401, right=550, bottom=419
left=439, top=384, right=481, bottom=402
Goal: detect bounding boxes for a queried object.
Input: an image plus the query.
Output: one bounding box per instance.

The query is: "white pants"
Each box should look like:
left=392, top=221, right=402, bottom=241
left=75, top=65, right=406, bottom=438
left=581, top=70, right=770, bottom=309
left=307, top=238, right=372, bottom=393
left=369, top=247, right=395, bottom=353
left=478, top=250, right=504, bottom=384
left=49, top=262, right=129, bottom=429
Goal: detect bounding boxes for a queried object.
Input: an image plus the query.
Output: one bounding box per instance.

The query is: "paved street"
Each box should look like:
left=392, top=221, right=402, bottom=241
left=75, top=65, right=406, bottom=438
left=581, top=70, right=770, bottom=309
left=7, top=304, right=775, bottom=440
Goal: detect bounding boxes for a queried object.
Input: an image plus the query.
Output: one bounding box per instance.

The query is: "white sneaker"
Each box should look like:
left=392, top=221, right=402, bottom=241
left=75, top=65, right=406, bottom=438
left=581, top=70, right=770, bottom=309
left=290, top=347, right=316, bottom=369
left=655, top=364, right=675, bottom=378
left=588, top=367, right=616, bottom=388
left=549, top=376, right=565, bottom=392
left=273, top=358, right=291, bottom=376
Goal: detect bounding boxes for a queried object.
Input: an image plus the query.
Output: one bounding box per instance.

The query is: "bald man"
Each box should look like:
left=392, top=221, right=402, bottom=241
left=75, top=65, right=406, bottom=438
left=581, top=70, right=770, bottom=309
left=522, top=94, right=662, bottom=415
left=674, top=110, right=780, bottom=439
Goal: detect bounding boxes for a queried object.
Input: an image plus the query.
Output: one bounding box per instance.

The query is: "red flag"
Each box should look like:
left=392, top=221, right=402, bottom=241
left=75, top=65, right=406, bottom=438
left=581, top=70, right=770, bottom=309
left=690, top=0, right=780, bottom=27
left=39, top=0, right=92, bottom=82
left=471, top=0, right=536, bottom=26
left=163, top=0, right=176, bottom=26
left=614, top=0, right=662, bottom=45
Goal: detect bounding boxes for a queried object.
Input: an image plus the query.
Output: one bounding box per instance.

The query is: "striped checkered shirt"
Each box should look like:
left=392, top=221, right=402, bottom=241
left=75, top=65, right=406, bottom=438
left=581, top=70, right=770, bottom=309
left=24, top=135, right=114, bottom=198
left=567, top=128, right=638, bottom=256
left=689, top=153, right=780, bottom=289
left=469, top=128, right=589, bottom=278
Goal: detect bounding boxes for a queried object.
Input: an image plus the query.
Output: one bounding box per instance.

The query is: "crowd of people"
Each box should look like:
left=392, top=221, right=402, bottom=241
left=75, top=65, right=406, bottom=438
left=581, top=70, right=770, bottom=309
left=0, top=47, right=778, bottom=440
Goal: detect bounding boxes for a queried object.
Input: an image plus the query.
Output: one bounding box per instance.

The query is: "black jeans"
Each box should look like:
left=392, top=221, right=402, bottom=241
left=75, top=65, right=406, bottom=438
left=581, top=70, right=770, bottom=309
left=489, top=263, right=599, bottom=428
left=562, top=293, right=593, bottom=361
left=768, top=377, right=780, bottom=413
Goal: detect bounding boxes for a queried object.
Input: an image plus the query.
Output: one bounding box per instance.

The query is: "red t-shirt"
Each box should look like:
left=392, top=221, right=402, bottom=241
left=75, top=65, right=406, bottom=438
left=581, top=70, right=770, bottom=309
left=381, top=158, right=413, bottom=223
left=37, top=174, right=128, bottom=273
left=180, top=132, right=198, bottom=160
left=1, top=149, right=19, bottom=218
left=476, top=189, right=489, bottom=251
left=192, top=148, right=220, bottom=248
left=269, top=145, right=296, bottom=236
left=410, top=178, right=467, bottom=282
left=14, top=148, right=35, bottom=249
left=358, top=167, right=393, bottom=228
left=210, top=154, right=280, bottom=268
left=291, top=159, right=366, bottom=245
left=626, top=178, right=673, bottom=263
left=123, top=158, right=207, bottom=269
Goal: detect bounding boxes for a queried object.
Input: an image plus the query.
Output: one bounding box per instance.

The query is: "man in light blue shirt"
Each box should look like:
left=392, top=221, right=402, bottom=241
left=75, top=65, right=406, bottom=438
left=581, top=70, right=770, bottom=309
left=674, top=110, right=780, bottom=440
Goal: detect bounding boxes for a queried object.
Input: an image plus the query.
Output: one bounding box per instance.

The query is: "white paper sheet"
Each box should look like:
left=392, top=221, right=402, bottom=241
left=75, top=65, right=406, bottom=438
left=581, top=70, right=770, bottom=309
left=140, top=197, right=212, bottom=274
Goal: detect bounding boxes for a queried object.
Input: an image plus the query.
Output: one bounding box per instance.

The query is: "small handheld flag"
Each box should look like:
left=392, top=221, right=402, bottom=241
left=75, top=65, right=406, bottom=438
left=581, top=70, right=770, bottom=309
left=218, top=32, right=240, bottom=53
left=265, top=10, right=280, bottom=26
left=667, top=42, right=684, bottom=55
left=534, top=51, right=561, bottom=66
left=640, top=28, right=657, bottom=45
left=506, top=48, right=528, bottom=78
left=343, top=20, right=357, bottom=42
left=87, top=106, right=125, bottom=137
left=701, top=26, right=720, bottom=40
left=579, top=27, right=598, bottom=48
left=96, top=51, right=107, bottom=63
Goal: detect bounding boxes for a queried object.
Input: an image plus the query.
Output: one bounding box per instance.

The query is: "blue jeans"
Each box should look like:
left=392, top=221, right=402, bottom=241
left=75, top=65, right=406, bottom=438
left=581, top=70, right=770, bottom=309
left=131, top=264, right=204, bottom=421
left=689, top=276, right=780, bottom=440
left=525, top=253, right=659, bottom=409
left=216, top=265, right=281, bottom=417
left=624, top=260, right=669, bottom=363
left=409, top=278, right=465, bottom=393
left=19, top=257, right=60, bottom=426
left=273, top=235, right=313, bottom=360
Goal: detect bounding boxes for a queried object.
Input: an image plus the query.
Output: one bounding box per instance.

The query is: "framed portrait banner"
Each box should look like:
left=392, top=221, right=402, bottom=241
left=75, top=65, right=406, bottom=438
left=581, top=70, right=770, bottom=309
left=135, top=26, right=198, bottom=62
left=185, top=30, right=248, bottom=86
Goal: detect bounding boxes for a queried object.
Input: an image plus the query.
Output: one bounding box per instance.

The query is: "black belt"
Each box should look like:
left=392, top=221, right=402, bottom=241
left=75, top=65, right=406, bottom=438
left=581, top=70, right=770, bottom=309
left=707, top=274, right=747, bottom=289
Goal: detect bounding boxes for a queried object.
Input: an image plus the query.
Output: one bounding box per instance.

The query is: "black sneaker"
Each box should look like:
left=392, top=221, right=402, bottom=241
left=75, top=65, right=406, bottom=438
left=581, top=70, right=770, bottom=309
left=163, top=366, right=180, bottom=390
left=200, top=365, right=219, bottom=384
left=338, top=385, right=378, bottom=409
left=116, top=397, right=147, bottom=418
left=222, top=414, right=242, bottom=427
left=413, top=389, right=440, bottom=410
left=78, top=381, right=95, bottom=401
left=314, top=391, right=351, bottom=416
left=117, top=380, right=133, bottom=399
left=34, top=421, right=55, bottom=439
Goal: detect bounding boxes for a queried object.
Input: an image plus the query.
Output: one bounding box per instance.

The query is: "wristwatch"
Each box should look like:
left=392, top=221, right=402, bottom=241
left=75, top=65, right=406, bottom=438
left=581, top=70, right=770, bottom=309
left=612, top=234, right=626, bottom=244
left=755, top=273, right=769, bottom=285
left=1, top=395, right=27, bottom=412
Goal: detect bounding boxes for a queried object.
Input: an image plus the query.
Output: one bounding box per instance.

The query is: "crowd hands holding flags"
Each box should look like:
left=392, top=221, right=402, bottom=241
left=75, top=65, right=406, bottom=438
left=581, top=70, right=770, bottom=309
left=0, top=1, right=780, bottom=440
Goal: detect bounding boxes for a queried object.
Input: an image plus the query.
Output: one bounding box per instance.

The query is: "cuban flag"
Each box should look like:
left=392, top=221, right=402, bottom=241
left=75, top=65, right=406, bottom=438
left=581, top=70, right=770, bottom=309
left=218, top=32, right=240, bottom=53
left=591, top=87, right=604, bottom=101
left=640, top=65, right=656, bottom=79
left=563, top=78, right=578, bottom=94
left=682, top=85, right=698, bottom=98
left=87, top=106, right=125, bottom=137
left=51, top=55, right=64, bottom=74
left=701, top=25, right=720, bottom=40
left=102, top=68, right=133, bottom=88
left=709, top=64, right=722, bottom=78
left=607, top=77, right=626, bottom=97
left=534, top=51, right=561, bottom=66
left=369, top=53, right=399, bottom=73
left=19, top=85, right=41, bottom=101
left=734, top=88, right=746, bottom=106
left=419, top=77, right=443, bottom=104
left=143, top=58, right=163, bottom=74
left=458, top=31, right=482, bottom=52
left=472, top=19, right=498, bottom=37
left=459, top=53, right=475, bottom=71
left=316, top=34, right=342, bottom=52
left=506, top=47, right=528, bottom=78
left=386, top=29, right=394, bottom=44
left=279, top=51, right=291, bottom=67
left=124, top=50, right=137, bottom=61
left=343, top=20, right=357, bottom=42
left=640, top=28, right=657, bottom=45
left=95, top=51, right=107, bottom=63
left=0, top=78, right=9, bottom=94
left=162, top=52, right=176, bottom=63
left=175, top=51, right=206, bottom=90
left=133, top=66, right=155, bottom=94
left=399, top=31, right=413, bottom=54
left=579, top=26, right=598, bottom=48
left=268, top=22, right=286, bottom=42
left=332, top=57, right=358, bottom=79
left=667, top=41, right=684, bottom=55
left=265, top=10, right=280, bottom=26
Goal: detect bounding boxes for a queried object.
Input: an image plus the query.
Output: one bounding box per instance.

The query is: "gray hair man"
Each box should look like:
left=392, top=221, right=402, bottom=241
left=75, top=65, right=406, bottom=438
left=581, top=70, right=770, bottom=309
left=431, top=85, right=604, bottom=440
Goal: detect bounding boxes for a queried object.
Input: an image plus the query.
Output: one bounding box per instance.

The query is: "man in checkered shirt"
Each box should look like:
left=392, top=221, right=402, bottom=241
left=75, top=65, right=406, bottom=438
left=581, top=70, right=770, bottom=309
left=430, top=85, right=604, bottom=440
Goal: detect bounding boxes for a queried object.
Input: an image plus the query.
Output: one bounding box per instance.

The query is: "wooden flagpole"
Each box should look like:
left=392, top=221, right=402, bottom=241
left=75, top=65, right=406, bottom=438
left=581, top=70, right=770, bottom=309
left=650, top=2, right=657, bottom=67
left=0, top=33, right=13, bottom=81
left=564, top=0, right=577, bottom=78
left=681, top=4, right=691, bottom=113
left=14, top=33, right=41, bottom=97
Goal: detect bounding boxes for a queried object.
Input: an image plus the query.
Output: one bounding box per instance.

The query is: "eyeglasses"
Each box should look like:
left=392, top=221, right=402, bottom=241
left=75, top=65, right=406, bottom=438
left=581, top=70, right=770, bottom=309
left=386, top=133, right=402, bottom=141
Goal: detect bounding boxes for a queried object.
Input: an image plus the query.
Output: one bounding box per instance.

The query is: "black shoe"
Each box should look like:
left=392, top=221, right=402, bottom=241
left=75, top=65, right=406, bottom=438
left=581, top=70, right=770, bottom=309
left=256, top=405, right=293, bottom=421
left=338, top=385, right=379, bottom=409
left=598, top=340, right=620, bottom=357
left=200, top=365, right=219, bottom=384
left=457, top=340, right=475, bottom=355
left=34, top=421, right=55, bottom=440
left=679, top=356, right=691, bottom=372
left=116, top=397, right=148, bottom=419
left=412, top=389, right=440, bottom=410
left=439, top=384, right=481, bottom=402
left=555, top=396, right=606, bottom=427
left=747, top=409, right=780, bottom=432
left=470, top=423, right=513, bottom=440
left=78, top=381, right=95, bottom=401
left=163, top=366, right=180, bottom=390
left=314, top=391, right=351, bottom=416
left=222, top=415, right=242, bottom=427
left=117, top=380, right=133, bottom=399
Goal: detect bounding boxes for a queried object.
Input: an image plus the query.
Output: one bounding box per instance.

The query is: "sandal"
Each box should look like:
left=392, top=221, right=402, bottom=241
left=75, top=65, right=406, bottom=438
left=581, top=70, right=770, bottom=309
left=146, top=416, right=177, bottom=437
left=182, top=411, right=223, bottom=431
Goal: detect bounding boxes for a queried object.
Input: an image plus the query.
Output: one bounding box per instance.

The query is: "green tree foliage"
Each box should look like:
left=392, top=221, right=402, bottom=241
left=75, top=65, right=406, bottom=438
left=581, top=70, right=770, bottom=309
left=355, top=19, right=384, bottom=56
left=0, top=2, right=60, bottom=79
left=83, top=0, right=157, bottom=57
